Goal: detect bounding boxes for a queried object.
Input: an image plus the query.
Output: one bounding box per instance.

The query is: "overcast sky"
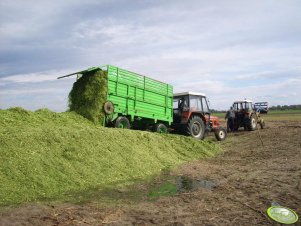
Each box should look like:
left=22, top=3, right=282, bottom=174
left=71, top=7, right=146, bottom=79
left=1, top=0, right=301, bottom=111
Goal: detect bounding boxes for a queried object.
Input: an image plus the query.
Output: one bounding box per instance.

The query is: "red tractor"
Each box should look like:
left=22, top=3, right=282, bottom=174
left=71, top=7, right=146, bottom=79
left=172, top=92, right=227, bottom=141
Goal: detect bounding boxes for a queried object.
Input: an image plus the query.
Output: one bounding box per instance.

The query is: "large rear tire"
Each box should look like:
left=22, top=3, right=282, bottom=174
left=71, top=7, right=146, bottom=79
left=187, top=116, right=205, bottom=139
left=114, top=116, right=131, bottom=129
left=214, top=127, right=227, bottom=141
left=247, top=115, right=257, bottom=131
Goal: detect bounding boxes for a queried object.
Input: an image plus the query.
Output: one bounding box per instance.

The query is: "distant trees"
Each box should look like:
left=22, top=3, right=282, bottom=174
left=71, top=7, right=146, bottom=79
left=211, top=104, right=301, bottom=112
left=269, top=105, right=301, bottom=111
left=210, top=109, right=226, bottom=113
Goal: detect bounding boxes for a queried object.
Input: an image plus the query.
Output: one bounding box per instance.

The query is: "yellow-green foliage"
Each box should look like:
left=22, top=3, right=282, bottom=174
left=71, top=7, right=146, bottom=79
left=68, top=70, right=108, bottom=123
left=0, top=108, right=221, bottom=206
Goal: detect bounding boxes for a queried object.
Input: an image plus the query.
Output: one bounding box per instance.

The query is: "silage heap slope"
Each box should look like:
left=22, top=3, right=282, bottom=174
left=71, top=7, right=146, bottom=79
left=0, top=108, right=221, bottom=206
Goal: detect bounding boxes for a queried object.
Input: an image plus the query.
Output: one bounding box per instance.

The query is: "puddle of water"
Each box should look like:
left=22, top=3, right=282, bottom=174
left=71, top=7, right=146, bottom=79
left=176, top=176, right=216, bottom=192
left=147, top=176, right=217, bottom=199
left=148, top=181, right=177, bottom=198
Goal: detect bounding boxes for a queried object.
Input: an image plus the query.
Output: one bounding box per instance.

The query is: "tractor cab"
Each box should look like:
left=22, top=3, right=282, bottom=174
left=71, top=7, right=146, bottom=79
left=172, top=92, right=226, bottom=141
left=232, top=100, right=253, bottom=114
left=173, top=92, right=210, bottom=124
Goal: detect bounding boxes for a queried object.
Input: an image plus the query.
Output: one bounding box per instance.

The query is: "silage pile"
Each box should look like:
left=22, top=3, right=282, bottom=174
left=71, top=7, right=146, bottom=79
left=0, top=108, right=221, bottom=206
left=68, top=69, right=108, bottom=123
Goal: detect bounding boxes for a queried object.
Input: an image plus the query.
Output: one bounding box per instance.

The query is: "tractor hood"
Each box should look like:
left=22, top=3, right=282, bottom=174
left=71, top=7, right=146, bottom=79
left=209, top=115, right=219, bottom=121
left=205, top=115, right=218, bottom=121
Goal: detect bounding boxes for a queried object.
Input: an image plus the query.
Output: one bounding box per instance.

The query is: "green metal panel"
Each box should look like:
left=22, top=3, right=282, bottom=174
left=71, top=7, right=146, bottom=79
left=105, top=65, right=173, bottom=124
left=59, top=64, right=173, bottom=125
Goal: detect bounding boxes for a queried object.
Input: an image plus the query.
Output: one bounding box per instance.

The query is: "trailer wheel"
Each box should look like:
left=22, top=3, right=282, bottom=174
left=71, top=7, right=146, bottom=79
left=104, top=101, right=114, bottom=115
left=154, top=123, right=168, bottom=134
left=214, top=127, right=227, bottom=141
left=115, top=116, right=131, bottom=129
left=187, top=116, right=205, bottom=139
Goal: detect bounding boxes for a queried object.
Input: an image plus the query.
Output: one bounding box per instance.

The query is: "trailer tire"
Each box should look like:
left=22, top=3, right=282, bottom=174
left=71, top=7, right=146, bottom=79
left=154, top=123, right=168, bottom=134
left=187, top=116, right=205, bottom=139
left=115, top=116, right=131, bottom=129
left=104, top=101, right=114, bottom=115
left=214, top=127, right=227, bottom=141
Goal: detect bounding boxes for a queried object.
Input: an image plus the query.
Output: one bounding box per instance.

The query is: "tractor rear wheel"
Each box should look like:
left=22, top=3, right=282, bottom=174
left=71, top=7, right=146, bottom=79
left=187, top=116, right=205, bottom=139
left=214, top=127, right=227, bottom=141
left=154, top=123, right=168, bottom=133
left=114, top=116, right=131, bottom=129
left=247, top=115, right=257, bottom=131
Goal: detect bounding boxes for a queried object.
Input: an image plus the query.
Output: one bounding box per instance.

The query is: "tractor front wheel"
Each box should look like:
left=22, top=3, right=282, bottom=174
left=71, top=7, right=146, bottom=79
left=114, top=116, right=131, bottom=129
left=214, top=127, right=227, bottom=141
left=187, top=116, right=205, bottom=139
left=247, top=115, right=257, bottom=131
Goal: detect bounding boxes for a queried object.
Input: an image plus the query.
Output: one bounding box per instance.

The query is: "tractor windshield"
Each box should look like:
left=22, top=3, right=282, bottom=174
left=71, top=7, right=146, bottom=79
left=202, top=97, right=210, bottom=114
left=173, top=94, right=210, bottom=115
left=189, top=95, right=210, bottom=114
left=245, top=102, right=252, bottom=110
left=233, top=102, right=253, bottom=111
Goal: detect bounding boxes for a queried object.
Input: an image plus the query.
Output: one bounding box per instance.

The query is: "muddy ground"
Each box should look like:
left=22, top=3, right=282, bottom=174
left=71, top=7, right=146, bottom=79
left=1, top=120, right=300, bottom=226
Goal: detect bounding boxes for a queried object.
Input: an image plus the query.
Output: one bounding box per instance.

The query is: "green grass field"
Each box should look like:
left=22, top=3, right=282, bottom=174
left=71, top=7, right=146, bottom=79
left=264, top=110, right=301, bottom=121
left=0, top=108, right=221, bottom=207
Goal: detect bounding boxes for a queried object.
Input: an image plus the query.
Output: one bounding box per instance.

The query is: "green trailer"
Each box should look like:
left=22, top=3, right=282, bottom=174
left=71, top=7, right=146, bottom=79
left=59, top=65, right=227, bottom=140
left=58, top=65, right=173, bottom=132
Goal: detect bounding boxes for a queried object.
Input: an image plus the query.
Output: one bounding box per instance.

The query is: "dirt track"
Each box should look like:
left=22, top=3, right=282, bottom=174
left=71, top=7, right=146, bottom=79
left=1, top=120, right=301, bottom=226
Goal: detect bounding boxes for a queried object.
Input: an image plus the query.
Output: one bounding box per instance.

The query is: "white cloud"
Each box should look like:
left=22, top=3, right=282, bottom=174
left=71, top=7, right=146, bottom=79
left=0, top=70, right=75, bottom=84
left=1, top=0, right=301, bottom=111
left=71, top=18, right=184, bottom=49
left=0, top=88, right=60, bottom=95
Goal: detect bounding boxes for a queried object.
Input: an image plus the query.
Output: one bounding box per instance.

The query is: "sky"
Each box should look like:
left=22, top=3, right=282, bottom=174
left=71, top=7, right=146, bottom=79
left=0, top=0, right=301, bottom=111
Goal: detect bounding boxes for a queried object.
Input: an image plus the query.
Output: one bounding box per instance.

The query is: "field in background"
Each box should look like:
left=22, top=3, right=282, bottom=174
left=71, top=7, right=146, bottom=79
left=212, top=110, right=301, bottom=122
left=265, top=109, right=301, bottom=121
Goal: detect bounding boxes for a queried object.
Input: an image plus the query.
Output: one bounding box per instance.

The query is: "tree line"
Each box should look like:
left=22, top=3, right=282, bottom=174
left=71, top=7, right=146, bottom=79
left=269, top=104, right=301, bottom=111
left=211, top=104, right=301, bottom=113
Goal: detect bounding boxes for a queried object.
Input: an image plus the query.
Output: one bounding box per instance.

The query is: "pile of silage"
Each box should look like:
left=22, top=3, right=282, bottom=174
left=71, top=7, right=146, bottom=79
left=68, top=69, right=108, bottom=123
left=0, top=107, right=222, bottom=206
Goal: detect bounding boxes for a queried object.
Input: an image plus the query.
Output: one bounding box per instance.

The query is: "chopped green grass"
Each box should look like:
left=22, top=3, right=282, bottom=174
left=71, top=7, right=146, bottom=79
left=68, top=69, right=107, bottom=123
left=0, top=108, right=221, bottom=206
